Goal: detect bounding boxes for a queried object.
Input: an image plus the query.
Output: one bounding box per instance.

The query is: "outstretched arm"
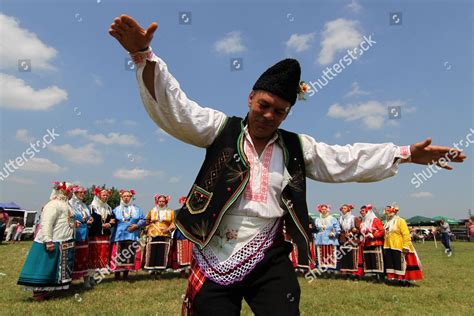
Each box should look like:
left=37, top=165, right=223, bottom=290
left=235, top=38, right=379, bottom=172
left=109, top=15, right=227, bottom=148
left=301, top=135, right=466, bottom=183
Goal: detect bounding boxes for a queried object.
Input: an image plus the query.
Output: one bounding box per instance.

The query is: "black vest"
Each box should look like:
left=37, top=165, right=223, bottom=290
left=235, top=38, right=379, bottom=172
left=175, top=116, right=314, bottom=266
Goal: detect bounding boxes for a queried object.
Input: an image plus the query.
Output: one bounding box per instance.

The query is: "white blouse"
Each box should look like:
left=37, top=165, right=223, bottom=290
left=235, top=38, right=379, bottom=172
left=35, top=199, right=74, bottom=243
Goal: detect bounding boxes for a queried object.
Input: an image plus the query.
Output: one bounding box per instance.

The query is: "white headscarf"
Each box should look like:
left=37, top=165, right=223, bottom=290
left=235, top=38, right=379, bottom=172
left=316, top=211, right=334, bottom=227
left=69, top=192, right=90, bottom=217
left=90, top=195, right=112, bottom=219
left=340, top=211, right=355, bottom=231
left=49, top=182, right=73, bottom=201
left=384, top=214, right=399, bottom=233
left=361, top=210, right=377, bottom=234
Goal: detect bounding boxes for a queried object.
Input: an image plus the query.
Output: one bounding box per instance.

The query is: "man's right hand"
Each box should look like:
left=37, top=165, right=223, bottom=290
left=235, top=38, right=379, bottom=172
left=108, top=14, right=158, bottom=53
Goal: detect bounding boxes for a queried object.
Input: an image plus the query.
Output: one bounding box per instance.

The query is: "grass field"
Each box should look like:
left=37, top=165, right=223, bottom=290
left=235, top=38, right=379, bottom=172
left=0, top=241, right=473, bottom=315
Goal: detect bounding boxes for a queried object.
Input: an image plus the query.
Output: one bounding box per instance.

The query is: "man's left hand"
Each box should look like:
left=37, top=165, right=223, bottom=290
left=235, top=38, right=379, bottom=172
left=409, top=138, right=466, bottom=170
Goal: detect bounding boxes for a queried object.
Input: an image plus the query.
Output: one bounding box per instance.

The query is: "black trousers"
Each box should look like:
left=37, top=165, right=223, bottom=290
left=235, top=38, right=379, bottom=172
left=194, top=241, right=300, bottom=316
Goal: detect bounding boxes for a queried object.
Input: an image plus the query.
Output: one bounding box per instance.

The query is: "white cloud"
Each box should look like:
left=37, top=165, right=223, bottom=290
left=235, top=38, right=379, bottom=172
left=345, top=82, right=370, bottom=97
left=334, top=132, right=342, bottom=139
left=285, top=33, right=316, bottom=53
left=411, top=191, right=434, bottom=198
left=87, top=133, right=139, bottom=146
left=346, top=0, right=362, bottom=13
left=7, top=176, right=35, bottom=185
left=94, top=118, right=116, bottom=125
left=318, top=18, right=362, bottom=65
left=66, top=128, right=88, bottom=137
left=49, top=143, right=103, bottom=164
left=22, top=157, right=66, bottom=173
left=169, top=176, right=181, bottom=184
left=327, top=100, right=405, bottom=129
left=0, top=74, right=68, bottom=110
left=0, top=13, right=57, bottom=71
left=214, top=31, right=246, bottom=55
left=15, top=129, right=35, bottom=143
left=113, top=168, right=162, bottom=180
left=66, top=129, right=140, bottom=146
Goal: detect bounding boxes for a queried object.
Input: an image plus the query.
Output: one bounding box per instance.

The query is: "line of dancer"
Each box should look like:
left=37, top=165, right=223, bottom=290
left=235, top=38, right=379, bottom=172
left=296, top=203, right=423, bottom=286
left=17, top=182, right=192, bottom=301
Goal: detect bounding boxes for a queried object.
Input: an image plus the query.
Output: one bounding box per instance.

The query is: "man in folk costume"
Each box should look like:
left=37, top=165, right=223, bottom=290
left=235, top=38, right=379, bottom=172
left=17, top=182, right=76, bottom=301
left=314, top=204, right=340, bottom=274
left=108, top=15, right=465, bottom=315
left=69, top=185, right=93, bottom=288
left=359, top=204, right=385, bottom=281
left=110, top=189, right=145, bottom=280
left=383, top=205, right=423, bottom=286
left=88, top=187, right=116, bottom=283
left=143, top=194, right=175, bottom=275
left=170, top=196, right=195, bottom=277
left=338, top=204, right=363, bottom=278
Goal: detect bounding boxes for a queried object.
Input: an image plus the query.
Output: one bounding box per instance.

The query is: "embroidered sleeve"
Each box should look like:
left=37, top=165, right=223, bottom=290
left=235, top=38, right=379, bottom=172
left=136, top=54, right=228, bottom=148
left=299, top=134, right=408, bottom=183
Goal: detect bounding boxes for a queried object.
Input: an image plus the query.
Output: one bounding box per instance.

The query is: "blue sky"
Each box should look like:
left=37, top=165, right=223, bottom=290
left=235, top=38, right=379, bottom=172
left=0, top=0, right=472, bottom=219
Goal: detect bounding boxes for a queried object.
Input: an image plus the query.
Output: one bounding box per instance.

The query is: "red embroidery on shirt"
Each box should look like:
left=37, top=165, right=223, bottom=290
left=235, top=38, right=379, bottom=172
left=400, top=145, right=410, bottom=158
left=243, top=141, right=274, bottom=202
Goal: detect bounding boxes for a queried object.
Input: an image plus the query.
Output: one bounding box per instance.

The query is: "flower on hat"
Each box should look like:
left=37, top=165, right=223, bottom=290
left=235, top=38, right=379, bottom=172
left=94, top=187, right=111, bottom=197
left=298, top=81, right=310, bottom=100
left=52, top=181, right=73, bottom=193
left=154, top=194, right=171, bottom=204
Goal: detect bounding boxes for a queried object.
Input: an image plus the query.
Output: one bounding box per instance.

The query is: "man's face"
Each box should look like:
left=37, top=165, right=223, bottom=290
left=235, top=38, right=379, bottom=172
left=247, top=90, right=290, bottom=141
left=360, top=208, right=367, bottom=217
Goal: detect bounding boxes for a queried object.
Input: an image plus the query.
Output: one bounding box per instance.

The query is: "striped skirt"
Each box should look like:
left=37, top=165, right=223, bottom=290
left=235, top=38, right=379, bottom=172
left=316, top=245, right=338, bottom=270
left=384, top=248, right=423, bottom=281
left=88, top=236, right=111, bottom=270
left=72, top=240, right=89, bottom=279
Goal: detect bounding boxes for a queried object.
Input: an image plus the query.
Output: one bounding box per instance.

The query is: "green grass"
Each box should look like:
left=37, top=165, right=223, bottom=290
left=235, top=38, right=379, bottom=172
left=0, top=241, right=473, bottom=315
